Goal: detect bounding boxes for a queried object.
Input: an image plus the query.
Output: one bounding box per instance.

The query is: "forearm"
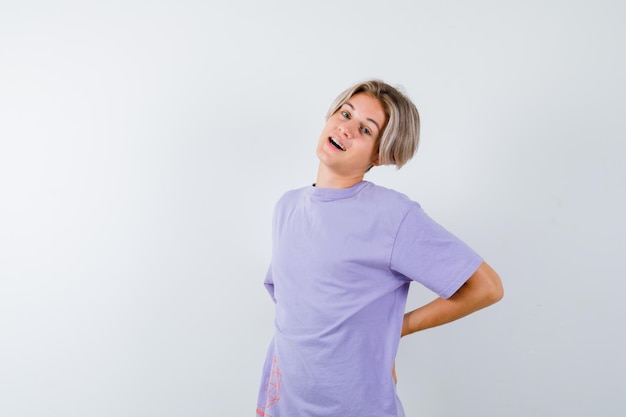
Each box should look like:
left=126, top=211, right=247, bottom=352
left=401, top=262, right=503, bottom=337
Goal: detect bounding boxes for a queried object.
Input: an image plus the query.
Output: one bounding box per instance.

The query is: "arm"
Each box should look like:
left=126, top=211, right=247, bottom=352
left=401, top=261, right=503, bottom=337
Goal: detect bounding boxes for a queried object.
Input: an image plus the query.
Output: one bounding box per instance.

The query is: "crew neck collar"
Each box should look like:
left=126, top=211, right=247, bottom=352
left=308, top=181, right=370, bottom=201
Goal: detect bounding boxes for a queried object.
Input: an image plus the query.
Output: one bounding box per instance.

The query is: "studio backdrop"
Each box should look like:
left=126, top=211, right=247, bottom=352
left=0, top=1, right=624, bottom=416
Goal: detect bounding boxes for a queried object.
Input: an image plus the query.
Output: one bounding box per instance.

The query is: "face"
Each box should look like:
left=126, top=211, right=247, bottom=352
left=316, top=93, right=387, bottom=179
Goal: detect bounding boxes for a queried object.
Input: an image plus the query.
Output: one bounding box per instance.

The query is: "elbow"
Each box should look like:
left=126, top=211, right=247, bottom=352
left=474, top=279, right=502, bottom=311
left=475, top=261, right=504, bottom=307
left=490, top=280, right=504, bottom=305
left=486, top=271, right=504, bottom=305
left=454, top=262, right=504, bottom=310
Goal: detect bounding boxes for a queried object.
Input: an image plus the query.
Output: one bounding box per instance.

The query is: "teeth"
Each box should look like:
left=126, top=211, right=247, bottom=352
left=329, top=137, right=346, bottom=151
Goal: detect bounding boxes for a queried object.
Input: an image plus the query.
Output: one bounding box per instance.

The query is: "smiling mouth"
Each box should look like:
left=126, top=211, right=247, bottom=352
left=329, top=137, right=346, bottom=151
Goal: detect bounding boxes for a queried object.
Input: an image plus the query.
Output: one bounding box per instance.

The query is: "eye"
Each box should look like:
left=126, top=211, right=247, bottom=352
left=341, top=111, right=350, bottom=119
left=361, top=127, right=372, bottom=136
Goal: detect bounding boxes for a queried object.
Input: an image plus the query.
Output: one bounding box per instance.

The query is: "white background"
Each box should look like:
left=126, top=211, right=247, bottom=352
left=1, top=1, right=624, bottom=416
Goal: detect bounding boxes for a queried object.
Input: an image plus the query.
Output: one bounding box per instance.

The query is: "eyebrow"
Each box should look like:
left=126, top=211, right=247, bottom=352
left=344, top=102, right=382, bottom=132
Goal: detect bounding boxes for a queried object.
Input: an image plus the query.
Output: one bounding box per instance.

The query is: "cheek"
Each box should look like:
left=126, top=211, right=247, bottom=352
left=368, top=138, right=380, bottom=153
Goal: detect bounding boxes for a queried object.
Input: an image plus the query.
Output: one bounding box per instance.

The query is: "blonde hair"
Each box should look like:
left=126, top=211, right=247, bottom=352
left=326, top=80, right=420, bottom=169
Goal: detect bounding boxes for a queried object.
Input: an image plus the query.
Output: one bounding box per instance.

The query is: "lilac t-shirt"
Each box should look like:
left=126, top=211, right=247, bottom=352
left=256, top=181, right=482, bottom=417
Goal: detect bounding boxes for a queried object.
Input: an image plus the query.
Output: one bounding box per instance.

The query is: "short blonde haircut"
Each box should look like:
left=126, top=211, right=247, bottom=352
left=326, top=80, right=420, bottom=169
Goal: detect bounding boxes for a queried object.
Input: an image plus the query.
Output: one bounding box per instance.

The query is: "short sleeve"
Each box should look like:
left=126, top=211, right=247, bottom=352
left=390, top=204, right=483, bottom=299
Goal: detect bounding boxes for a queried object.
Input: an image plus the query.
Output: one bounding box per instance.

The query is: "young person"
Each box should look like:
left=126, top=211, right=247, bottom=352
left=256, top=80, right=503, bottom=417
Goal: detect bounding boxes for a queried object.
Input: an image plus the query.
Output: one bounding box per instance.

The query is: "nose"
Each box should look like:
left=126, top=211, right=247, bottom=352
left=340, top=119, right=356, bottom=138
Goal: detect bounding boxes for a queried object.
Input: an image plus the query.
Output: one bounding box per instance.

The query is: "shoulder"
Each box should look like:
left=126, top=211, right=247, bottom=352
left=359, top=182, right=420, bottom=211
left=273, top=185, right=309, bottom=214
left=351, top=182, right=425, bottom=232
left=273, top=183, right=309, bottom=201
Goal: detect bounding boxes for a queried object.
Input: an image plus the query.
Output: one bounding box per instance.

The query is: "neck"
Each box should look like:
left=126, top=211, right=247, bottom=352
left=315, top=164, right=364, bottom=189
